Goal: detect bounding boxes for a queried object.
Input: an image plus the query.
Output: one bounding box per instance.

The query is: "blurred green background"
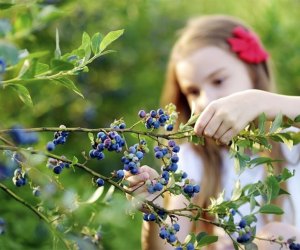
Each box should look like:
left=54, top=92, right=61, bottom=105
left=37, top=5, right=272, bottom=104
left=1, top=0, right=300, bottom=249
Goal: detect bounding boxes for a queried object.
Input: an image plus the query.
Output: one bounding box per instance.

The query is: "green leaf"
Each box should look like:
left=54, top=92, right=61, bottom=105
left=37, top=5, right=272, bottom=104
left=88, top=132, right=94, bottom=144
left=265, top=175, right=280, bottom=201
left=50, top=59, right=74, bottom=72
left=72, top=156, right=78, bottom=165
left=269, top=113, right=283, bottom=134
left=249, top=157, right=282, bottom=167
left=197, top=235, right=218, bottom=247
left=250, top=195, right=256, bottom=212
left=55, top=28, right=61, bottom=59
left=231, top=180, right=242, bottom=201
left=281, top=168, right=294, bottom=181
left=294, top=115, right=300, bottom=123
left=275, top=133, right=293, bottom=149
left=54, top=77, right=84, bottom=98
left=278, top=188, right=290, bottom=196
left=258, top=113, right=266, bottom=134
left=99, top=29, right=124, bottom=53
left=78, top=186, right=104, bottom=204
left=243, top=214, right=257, bottom=224
left=259, top=204, right=284, bottom=215
left=80, top=32, right=91, bottom=61
left=0, top=3, right=14, bottom=9
left=289, top=132, right=300, bottom=145
left=8, top=84, right=33, bottom=106
left=35, top=62, right=49, bottom=75
left=102, top=185, right=115, bottom=203
left=21, top=58, right=38, bottom=79
left=189, top=135, right=204, bottom=145
left=91, top=32, right=103, bottom=54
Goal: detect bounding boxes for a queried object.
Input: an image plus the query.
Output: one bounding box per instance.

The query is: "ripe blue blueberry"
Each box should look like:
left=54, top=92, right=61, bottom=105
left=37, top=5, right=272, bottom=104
left=116, top=170, right=124, bottom=179
left=167, top=234, right=177, bottom=243
left=53, top=166, right=62, bottom=174
left=239, top=219, right=247, bottom=228
left=173, top=223, right=180, bottom=232
left=186, top=243, right=195, bottom=250
left=96, top=178, right=105, bottom=187
left=159, top=228, right=169, bottom=239
left=153, top=182, right=163, bottom=192
left=119, top=123, right=126, bottom=129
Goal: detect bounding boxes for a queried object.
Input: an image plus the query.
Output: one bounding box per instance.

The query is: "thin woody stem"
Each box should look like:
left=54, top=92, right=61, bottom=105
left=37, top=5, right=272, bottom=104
left=0, top=182, right=71, bottom=249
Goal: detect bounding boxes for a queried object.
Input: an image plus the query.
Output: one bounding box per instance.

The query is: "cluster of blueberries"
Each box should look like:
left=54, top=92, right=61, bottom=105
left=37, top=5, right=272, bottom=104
left=12, top=168, right=27, bottom=187
left=10, top=125, right=38, bottom=145
left=158, top=223, right=195, bottom=250
left=182, top=183, right=200, bottom=198
left=46, top=157, right=70, bottom=175
left=138, top=108, right=174, bottom=131
left=89, top=130, right=126, bottom=160
left=122, top=140, right=147, bottom=175
left=46, top=125, right=69, bottom=151
left=236, top=218, right=252, bottom=244
left=159, top=223, right=181, bottom=245
left=12, top=168, right=26, bottom=187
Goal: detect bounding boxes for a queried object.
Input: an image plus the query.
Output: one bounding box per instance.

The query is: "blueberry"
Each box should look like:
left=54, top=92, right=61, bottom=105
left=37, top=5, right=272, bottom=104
left=148, top=213, right=156, bottom=221
left=168, top=234, right=177, bottom=243
left=153, top=182, right=163, bottom=192
left=173, top=223, right=180, bottom=232
left=171, top=154, right=179, bottom=163
left=172, top=145, right=180, bottom=153
left=239, top=219, right=247, bottom=228
left=155, top=151, right=164, bottom=159
left=193, top=185, right=200, bottom=193
left=96, top=178, right=105, bottom=187
left=136, top=151, right=144, bottom=159
left=159, top=228, right=169, bottom=239
left=53, top=166, right=62, bottom=174
left=168, top=140, right=176, bottom=147
left=138, top=110, right=146, bottom=118
left=183, top=184, right=194, bottom=194
left=165, top=124, right=174, bottom=131
left=186, top=243, right=195, bottom=250
left=46, top=141, right=55, bottom=151
left=119, top=123, right=126, bottom=129
left=116, top=170, right=124, bottom=179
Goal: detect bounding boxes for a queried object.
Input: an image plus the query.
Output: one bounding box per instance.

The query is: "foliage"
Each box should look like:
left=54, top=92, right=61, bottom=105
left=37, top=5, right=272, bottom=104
left=1, top=0, right=300, bottom=250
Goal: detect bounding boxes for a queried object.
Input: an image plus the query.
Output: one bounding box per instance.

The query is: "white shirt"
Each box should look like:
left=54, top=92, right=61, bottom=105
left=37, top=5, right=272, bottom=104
left=177, top=141, right=300, bottom=229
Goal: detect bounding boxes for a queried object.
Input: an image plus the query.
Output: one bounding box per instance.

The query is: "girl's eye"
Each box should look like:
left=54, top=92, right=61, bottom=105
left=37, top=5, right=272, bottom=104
left=212, top=78, right=225, bottom=86
left=186, top=88, right=200, bottom=96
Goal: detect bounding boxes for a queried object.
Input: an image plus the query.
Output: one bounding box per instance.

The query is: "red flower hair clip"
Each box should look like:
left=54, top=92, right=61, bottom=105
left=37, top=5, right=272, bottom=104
left=227, top=26, right=268, bottom=64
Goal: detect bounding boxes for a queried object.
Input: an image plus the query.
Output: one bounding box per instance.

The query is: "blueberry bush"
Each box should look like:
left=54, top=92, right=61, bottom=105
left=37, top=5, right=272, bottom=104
left=1, top=1, right=300, bottom=250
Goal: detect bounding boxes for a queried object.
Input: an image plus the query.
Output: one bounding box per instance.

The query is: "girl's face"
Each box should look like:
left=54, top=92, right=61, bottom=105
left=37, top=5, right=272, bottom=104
left=176, top=46, right=253, bottom=114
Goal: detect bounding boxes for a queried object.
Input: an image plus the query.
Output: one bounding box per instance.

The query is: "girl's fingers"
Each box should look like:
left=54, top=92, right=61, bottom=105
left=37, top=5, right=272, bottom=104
left=202, top=113, right=223, bottom=138
left=194, top=104, right=215, bottom=136
left=126, top=172, right=150, bottom=188
left=219, top=128, right=235, bottom=145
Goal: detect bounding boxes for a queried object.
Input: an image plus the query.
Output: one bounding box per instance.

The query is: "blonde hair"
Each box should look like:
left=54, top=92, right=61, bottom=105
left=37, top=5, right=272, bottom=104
left=161, top=15, right=289, bottom=235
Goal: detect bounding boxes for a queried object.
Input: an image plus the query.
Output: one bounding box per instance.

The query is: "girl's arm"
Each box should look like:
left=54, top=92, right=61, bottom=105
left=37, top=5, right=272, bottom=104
left=194, top=89, right=300, bottom=144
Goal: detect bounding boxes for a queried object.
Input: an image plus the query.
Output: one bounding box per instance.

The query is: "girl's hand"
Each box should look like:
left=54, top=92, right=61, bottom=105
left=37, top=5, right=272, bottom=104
left=124, top=165, right=161, bottom=211
left=194, top=89, right=263, bottom=144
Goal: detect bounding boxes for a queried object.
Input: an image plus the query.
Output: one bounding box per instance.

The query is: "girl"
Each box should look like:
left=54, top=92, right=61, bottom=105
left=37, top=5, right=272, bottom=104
left=126, top=15, right=300, bottom=250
